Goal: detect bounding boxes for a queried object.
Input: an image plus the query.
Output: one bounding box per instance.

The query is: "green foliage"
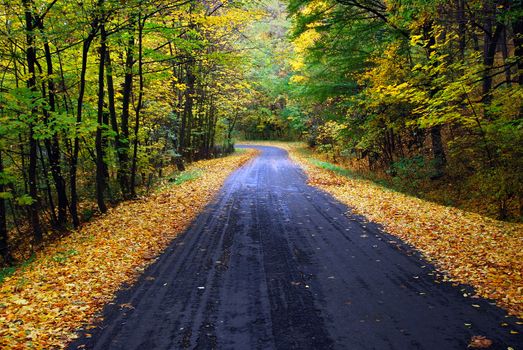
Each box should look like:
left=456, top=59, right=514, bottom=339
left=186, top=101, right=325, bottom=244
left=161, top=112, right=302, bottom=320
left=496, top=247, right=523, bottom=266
left=0, top=265, right=17, bottom=284
left=170, top=170, right=202, bottom=186
left=16, top=195, right=35, bottom=206
left=281, top=0, right=523, bottom=220
left=0, top=0, right=263, bottom=262
left=52, top=249, right=79, bottom=264
left=0, top=255, right=35, bottom=284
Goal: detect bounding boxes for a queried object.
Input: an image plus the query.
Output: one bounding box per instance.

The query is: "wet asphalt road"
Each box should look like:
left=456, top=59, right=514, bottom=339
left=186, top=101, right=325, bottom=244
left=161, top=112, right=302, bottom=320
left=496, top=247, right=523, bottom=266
left=70, top=146, right=522, bottom=350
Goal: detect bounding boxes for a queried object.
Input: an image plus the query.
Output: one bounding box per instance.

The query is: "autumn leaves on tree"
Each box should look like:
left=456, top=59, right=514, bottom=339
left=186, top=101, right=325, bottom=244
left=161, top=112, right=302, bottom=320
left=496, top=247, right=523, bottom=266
left=0, top=0, right=522, bottom=263
left=236, top=0, right=523, bottom=221
left=0, top=0, right=256, bottom=263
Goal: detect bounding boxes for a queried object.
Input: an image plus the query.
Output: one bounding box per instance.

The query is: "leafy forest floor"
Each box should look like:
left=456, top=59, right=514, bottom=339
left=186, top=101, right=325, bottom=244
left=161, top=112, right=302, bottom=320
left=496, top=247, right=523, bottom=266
left=0, top=149, right=256, bottom=349
left=240, top=141, right=523, bottom=320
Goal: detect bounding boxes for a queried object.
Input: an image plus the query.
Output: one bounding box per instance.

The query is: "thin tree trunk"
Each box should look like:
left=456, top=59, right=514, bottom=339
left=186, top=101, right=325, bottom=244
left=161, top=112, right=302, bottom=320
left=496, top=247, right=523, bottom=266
left=95, top=24, right=108, bottom=213
left=38, top=143, right=57, bottom=225
left=423, top=21, right=447, bottom=178
left=40, top=25, right=69, bottom=227
left=456, top=0, right=466, bottom=60
left=119, top=18, right=136, bottom=199
left=0, top=152, right=12, bottom=265
left=183, top=62, right=195, bottom=161
left=511, top=5, right=523, bottom=119
left=501, top=27, right=511, bottom=86
left=105, top=47, right=128, bottom=200
left=482, top=1, right=504, bottom=107
left=23, top=0, right=43, bottom=243
left=70, top=16, right=99, bottom=227
left=130, top=16, right=144, bottom=197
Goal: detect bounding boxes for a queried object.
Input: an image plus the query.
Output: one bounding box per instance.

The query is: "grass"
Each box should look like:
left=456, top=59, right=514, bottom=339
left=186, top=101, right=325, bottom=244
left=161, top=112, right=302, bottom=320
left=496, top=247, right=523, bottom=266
left=233, top=147, right=248, bottom=154
left=165, top=149, right=248, bottom=188
left=171, top=170, right=203, bottom=185
left=296, top=147, right=396, bottom=192
left=0, top=266, right=16, bottom=285
left=308, top=158, right=356, bottom=178
left=0, top=255, right=35, bottom=284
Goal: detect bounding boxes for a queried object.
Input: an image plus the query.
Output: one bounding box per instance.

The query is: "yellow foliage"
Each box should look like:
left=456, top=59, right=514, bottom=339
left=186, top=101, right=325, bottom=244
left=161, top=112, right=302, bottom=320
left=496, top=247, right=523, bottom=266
left=0, top=150, right=257, bottom=349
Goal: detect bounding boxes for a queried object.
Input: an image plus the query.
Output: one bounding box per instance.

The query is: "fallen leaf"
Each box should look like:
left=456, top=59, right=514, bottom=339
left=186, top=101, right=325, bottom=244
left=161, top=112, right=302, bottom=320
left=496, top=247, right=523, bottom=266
left=468, top=335, right=493, bottom=348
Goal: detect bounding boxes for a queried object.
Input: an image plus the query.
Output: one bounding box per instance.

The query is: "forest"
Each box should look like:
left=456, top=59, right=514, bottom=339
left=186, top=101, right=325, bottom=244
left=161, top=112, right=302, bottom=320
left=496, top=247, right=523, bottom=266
left=0, top=0, right=522, bottom=264
left=237, top=0, right=523, bottom=223
left=0, top=0, right=257, bottom=263
left=0, top=1, right=522, bottom=348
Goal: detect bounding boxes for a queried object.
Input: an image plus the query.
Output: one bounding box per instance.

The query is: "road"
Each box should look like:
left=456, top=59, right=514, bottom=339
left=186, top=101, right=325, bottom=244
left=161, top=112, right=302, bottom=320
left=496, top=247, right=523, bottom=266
left=70, top=146, right=522, bottom=350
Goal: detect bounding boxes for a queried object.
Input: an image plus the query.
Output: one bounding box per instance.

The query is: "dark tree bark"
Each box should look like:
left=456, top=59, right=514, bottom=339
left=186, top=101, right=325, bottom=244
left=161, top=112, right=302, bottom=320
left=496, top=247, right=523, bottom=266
left=168, top=42, right=186, bottom=171
left=95, top=24, right=108, bottom=213
left=23, top=0, right=43, bottom=243
left=70, top=4, right=101, bottom=227
left=456, top=0, right=466, bottom=60
left=423, top=22, right=447, bottom=177
left=38, top=22, right=69, bottom=227
left=512, top=3, right=523, bottom=119
left=513, top=5, right=523, bottom=86
left=0, top=152, right=12, bottom=265
left=501, top=27, right=512, bottom=86
left=105, top=47, right=130, bottom=199
left=182, top=62, right=196, bottom=161
left=430, top=125, right=446, bottom=179
left=119, top=18, right=136, bottom=199
left=130, top=16, right=145, bottom=198
left=482, top=0, right=504, bottom=106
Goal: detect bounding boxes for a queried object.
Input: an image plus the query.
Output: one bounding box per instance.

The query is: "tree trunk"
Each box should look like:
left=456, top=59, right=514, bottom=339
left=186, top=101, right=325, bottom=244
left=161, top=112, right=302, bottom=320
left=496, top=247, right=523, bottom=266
left=430, top=125, right=446, bottom=179
left=456, top=0, right=466, bottom=60
left=23, top=0, right=43, bottom=243
left=423, top=22, right=447, bottom=178
left=105, top=47, right=129, bottom=201
left=512, top=5, right=523, bottom=77
left=513, top=8, right=523, bottom=119
left=70, top=10, right=100, bottom=226
left=95, top=25, right=108, bottom=213
left=130, top=17, right=144, bottom=197
left=182, top=62, right=196, bottom=161
left=482, top=1, right=504, bottom=107
left=0, top=152, right=12, bottom=265
left=40, top=25, right=69, bottom=227
left=119, top=19, right=136, bottom=199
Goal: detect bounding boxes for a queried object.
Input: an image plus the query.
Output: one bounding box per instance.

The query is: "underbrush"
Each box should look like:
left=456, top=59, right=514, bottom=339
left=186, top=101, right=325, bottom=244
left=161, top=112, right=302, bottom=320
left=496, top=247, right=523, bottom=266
left=299, top=146, right=522, bottom=223
left=3, top=150, right=240, bottom=266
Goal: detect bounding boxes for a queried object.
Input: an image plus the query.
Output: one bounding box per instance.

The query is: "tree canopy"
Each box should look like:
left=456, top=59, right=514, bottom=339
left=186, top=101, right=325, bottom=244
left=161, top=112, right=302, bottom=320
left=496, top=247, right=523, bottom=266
left=1, top=0, right=522, bottom=263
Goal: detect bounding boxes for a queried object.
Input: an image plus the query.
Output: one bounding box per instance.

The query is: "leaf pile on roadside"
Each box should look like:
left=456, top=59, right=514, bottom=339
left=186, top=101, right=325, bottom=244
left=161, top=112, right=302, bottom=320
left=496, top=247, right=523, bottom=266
left=0, top=149, right=256, bottom=349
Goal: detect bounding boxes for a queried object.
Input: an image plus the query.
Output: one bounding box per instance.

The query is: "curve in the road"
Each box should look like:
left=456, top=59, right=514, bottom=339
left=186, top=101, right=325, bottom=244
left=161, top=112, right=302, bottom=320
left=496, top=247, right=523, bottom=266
left=69, top=145, right=523, bottom=350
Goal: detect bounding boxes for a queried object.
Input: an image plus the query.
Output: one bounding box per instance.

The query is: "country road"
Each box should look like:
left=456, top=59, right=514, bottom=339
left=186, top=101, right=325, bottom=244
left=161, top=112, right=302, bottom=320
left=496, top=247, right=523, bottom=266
left=70, top=146, right=522, bottom=350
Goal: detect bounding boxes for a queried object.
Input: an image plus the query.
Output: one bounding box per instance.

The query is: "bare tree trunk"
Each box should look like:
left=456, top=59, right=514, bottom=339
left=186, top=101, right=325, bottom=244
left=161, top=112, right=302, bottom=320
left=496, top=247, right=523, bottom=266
left=423, top=22, right=447, bottom=178
left=23, top=0, right=43, bottom=243
left=119, top=18, right=135, bottom=199
left=130, top=16, right=144, bottom=197
left=482, top=0, right=504, bottom=107
left=105, top=47, right=129, bottom=199
left=95, top=24, right=108, bottom=213
left=0, top=152, right=12, bottom=265
left=70, top=5, right=101, bottom=226
left=182, top=62, right=195, bottom=161
left=39, top=23, right=69, bottom=227
left=501, top=27, right=512, bottom=86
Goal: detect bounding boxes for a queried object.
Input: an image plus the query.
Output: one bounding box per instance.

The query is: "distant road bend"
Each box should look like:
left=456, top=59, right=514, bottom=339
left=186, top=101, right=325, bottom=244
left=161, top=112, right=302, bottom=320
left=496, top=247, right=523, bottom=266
left=70, top=145, right=523, bottom=350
